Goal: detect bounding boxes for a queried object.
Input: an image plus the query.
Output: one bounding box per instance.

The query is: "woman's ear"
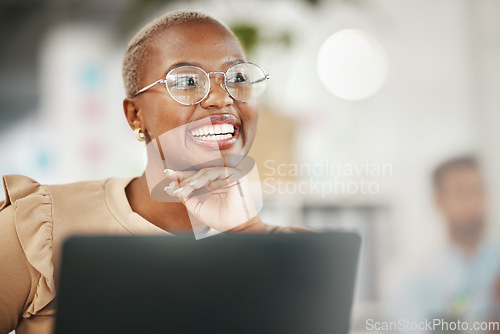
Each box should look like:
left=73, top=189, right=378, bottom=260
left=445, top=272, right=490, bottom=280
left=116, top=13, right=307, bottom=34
left=123, top=97, right=143, bottom=130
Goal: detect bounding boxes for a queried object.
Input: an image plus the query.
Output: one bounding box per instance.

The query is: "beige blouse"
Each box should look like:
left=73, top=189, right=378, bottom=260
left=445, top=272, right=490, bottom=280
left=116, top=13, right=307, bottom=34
left=0, top=174, right=305, bottom=334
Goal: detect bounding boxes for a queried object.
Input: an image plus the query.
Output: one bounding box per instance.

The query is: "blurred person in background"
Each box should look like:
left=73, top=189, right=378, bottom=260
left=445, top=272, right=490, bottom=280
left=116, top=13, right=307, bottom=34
left=382, top=156, right=500, bottom=332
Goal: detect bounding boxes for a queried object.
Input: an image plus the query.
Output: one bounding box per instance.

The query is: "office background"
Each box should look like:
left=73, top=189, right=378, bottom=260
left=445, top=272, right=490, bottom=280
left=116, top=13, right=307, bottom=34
left=1, top=0, right=500, bottom=332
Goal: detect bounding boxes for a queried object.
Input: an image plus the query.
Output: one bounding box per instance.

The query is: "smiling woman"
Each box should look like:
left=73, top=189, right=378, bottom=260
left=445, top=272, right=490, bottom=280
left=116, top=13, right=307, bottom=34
left=121, top=12, right=265, bottom=235
left=0, top=9, right=309, bottom=334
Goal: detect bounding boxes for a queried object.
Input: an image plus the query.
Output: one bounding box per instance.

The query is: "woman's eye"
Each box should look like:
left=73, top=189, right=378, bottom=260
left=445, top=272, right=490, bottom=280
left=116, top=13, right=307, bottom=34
left=228, top=73, right=247, bottom=83
left=175, top=76, right=199, bottom=87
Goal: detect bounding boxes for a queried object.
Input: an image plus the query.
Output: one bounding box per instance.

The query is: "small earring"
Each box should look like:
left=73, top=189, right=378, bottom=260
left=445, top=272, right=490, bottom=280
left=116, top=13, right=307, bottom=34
left=134, top=128, right=145, bottom=142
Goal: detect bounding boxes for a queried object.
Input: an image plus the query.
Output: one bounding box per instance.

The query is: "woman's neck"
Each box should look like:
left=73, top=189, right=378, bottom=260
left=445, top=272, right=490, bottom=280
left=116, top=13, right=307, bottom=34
left=125, top=173, right=194, bottom=235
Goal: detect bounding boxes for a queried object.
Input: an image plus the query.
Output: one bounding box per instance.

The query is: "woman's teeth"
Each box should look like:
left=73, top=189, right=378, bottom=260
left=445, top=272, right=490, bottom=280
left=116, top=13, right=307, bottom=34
left=191, top=124, right=235, bottom=141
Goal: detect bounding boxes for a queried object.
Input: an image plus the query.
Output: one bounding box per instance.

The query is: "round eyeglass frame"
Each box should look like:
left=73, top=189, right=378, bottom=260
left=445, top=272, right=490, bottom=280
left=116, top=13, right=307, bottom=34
left=133, top=61, right=271, bottom=105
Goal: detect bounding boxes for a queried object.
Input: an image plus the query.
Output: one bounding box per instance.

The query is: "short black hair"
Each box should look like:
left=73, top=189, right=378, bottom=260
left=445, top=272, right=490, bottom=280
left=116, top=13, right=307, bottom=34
left=122, top=10, right=236, bottom=98
left=432, top=155, right=478, bottom=190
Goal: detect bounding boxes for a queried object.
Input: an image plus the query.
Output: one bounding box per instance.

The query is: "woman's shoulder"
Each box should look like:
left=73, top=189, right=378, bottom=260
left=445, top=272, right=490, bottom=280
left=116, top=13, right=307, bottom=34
left=1, top=174, right=44, bottom=210
left=0, top=174, right=135, bottom=239
left=1, top=174, right=112, bottom=210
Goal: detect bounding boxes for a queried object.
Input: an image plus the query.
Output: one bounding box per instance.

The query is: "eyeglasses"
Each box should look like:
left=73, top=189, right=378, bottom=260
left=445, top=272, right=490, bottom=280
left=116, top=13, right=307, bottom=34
left=133, top=62, right=270, bottom=105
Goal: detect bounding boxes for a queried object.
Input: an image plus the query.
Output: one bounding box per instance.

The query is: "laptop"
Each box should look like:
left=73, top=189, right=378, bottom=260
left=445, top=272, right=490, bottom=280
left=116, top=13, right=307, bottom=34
left=54, top=232, right=361, bottom=334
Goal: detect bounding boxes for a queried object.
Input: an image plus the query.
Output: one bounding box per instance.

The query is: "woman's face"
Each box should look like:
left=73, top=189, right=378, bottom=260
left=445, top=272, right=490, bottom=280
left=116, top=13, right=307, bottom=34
left=129, top=21, right=259, bottom=169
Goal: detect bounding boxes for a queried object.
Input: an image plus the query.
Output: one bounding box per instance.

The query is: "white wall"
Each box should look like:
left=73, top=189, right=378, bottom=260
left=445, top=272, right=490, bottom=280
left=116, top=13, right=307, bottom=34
left=473, top=0, right=500, bottom=242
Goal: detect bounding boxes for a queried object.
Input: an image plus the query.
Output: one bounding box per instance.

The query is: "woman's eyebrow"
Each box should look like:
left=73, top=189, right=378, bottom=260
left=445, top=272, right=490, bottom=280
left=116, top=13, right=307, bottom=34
left=223, top=58, right=245, bottom=67
left=162, top=61, right=201, bottom=77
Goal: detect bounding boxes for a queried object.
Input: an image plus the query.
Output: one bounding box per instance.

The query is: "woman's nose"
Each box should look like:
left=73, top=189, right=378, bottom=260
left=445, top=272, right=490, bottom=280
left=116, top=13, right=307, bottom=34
left=200, top=74, right=233, bottom=109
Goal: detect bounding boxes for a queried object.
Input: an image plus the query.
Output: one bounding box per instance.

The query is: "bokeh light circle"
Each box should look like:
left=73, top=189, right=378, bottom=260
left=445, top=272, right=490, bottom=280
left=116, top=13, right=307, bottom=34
left=317, top=29, right=389, bottom=101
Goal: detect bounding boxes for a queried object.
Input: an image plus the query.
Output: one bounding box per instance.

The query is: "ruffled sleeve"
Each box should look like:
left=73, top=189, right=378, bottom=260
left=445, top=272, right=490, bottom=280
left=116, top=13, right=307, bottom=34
left=1, top=174, right=55, bottom=317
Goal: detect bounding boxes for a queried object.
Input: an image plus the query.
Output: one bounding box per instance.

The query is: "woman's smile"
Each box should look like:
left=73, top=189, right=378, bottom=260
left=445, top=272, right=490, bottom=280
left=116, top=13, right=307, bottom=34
left=186, top=114, right=241, bottom=150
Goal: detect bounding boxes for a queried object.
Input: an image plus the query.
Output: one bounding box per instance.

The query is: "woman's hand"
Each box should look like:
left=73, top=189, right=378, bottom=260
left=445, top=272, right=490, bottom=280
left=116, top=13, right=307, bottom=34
left=163, top=167, right=266, bottom=234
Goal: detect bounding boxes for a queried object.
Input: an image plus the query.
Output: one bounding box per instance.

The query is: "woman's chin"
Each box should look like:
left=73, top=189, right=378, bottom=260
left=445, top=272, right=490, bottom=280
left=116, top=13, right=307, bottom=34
left=183, top=144, right=247, bottom=170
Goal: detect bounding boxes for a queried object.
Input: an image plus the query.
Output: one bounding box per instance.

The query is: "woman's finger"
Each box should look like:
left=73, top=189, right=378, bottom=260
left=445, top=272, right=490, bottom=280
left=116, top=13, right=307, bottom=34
left=163, top=169, right=196, bottom=183
left=162, top=169, right=196, bottom=194
left=164, top=181, right=195, bottom=200
left=163, top=167, right=245, bottom=202
left=180, top=167, right=243, bottom=190
left=166, top=176, right=212, bottom=200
